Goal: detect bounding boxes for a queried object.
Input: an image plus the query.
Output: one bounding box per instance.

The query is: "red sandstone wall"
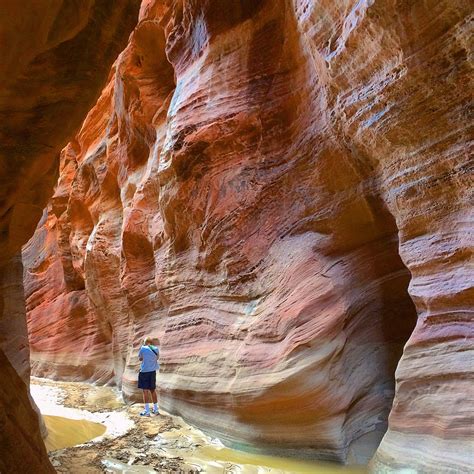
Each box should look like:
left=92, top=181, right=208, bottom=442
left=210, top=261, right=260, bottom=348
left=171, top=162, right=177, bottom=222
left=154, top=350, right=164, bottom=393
left=24, top=0, right=473, bottom=470
left=0, top=1, right=140, bottom=472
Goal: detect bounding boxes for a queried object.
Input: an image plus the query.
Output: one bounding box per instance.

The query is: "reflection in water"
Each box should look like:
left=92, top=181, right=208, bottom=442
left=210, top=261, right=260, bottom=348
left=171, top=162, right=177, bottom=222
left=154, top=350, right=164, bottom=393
left=85, top=386, right=124, bottom=411
left=180, top=444, right=366, bottom=473
left=104, top=442, right=365, bottom=474
left=44, top=415, right=106, bottom=451
left=111, top=421, right=367, bottom=474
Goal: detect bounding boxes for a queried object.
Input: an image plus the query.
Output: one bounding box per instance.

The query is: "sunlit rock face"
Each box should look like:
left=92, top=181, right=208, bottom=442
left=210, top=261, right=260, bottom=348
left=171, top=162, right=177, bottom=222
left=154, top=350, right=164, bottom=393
left=0, top=1, right=140, bottom=472
left=24, top=0, right=472, bottom=470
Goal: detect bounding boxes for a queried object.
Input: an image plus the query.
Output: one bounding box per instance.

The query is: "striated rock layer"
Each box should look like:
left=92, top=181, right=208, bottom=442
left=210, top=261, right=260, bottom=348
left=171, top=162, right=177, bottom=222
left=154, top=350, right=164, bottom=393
left=0, top=1, right=140, bottom=472
left=24, top=0, right=473, bottom=471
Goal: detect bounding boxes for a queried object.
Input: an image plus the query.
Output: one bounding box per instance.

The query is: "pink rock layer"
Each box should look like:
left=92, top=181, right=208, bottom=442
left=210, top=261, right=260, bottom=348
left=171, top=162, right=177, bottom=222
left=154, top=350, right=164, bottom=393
left=24, top=0, right=473, bottom=471
left=0, top=1, right=140, bottom=472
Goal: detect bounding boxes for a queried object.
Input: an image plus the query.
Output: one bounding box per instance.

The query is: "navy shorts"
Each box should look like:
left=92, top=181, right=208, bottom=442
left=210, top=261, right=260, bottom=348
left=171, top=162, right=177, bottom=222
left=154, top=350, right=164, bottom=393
left=138, top=371, right=156, bottom=390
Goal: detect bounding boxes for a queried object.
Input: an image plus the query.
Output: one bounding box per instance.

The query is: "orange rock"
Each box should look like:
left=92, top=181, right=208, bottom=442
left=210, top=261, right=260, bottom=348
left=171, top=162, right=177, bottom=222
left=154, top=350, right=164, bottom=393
left=0, top=1, right=140, bottom=472
left=24, top=0, right=472, bottom=471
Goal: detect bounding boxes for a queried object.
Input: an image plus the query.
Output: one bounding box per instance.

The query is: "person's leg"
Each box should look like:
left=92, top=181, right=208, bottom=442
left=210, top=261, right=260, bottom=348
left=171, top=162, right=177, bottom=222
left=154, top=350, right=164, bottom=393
left=141, top=388, right=151, bottom=416
left=146, top=389, right=152, bottom=405
left=150, top=371, right=159, bottom=414
left=151, top=389, right=159, bottom=413
left=139, top=372, right=149, bottom=416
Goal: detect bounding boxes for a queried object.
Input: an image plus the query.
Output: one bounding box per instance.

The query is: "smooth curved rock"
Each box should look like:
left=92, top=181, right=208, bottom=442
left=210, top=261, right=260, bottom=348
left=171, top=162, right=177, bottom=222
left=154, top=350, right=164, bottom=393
left=0, top=1, right=140, bottom=471
left=24, top=0, right=473, bottom=470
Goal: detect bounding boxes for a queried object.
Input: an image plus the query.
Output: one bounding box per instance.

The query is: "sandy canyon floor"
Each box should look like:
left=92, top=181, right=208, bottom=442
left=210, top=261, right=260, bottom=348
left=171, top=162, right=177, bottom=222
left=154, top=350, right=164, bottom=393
left=30, top=378, right=366, bottom=473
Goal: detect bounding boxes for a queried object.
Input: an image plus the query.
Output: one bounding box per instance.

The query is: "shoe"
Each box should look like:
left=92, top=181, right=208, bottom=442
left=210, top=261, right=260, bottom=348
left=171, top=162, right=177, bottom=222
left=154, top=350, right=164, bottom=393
left=140, top=411, right=151, bottom=417
left=152, top=409, right=160, bottom=415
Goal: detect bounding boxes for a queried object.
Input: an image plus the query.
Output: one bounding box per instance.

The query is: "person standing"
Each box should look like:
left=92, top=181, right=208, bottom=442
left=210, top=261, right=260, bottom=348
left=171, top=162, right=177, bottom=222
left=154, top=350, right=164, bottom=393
left=138, top=336, right=160, bottom=416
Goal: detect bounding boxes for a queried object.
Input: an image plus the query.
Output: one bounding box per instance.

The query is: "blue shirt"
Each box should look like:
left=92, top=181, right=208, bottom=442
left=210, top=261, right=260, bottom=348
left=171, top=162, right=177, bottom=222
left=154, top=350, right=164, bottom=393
left=139, top=345, right=159, bottom=372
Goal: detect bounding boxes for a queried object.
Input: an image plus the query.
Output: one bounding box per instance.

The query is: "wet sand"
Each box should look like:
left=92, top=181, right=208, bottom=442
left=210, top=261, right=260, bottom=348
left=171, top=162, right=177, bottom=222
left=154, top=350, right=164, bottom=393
left=31, top=378, right=366, bottom=473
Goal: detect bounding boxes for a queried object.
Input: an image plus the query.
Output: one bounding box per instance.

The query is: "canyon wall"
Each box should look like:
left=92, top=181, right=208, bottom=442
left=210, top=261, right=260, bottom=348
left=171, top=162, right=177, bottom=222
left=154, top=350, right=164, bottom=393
left=24, top=0, right=473, bottom=471
left=0, top=1, right=140, bottom=472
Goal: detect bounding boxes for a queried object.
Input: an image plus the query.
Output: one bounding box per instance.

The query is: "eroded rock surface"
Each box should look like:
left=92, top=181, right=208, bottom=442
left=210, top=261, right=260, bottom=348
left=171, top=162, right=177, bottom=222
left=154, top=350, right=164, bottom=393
left=24, top=0, right=473, bottom=471
left=0, top=1, right=140, bottom=472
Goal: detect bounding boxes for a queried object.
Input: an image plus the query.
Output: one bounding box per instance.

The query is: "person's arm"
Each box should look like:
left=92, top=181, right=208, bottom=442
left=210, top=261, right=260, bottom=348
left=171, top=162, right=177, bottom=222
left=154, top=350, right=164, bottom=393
left=138, top=347, right=143, bottom=361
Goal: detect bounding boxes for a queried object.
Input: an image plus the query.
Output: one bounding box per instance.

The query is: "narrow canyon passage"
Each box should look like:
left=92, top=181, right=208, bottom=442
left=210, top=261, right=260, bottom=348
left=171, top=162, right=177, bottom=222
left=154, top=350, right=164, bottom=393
left=0, top=1, right=472, bottom=473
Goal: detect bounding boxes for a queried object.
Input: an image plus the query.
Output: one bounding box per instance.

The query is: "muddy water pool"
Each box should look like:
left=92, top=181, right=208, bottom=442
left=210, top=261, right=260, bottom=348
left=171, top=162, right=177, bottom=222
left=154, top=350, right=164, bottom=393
left=43, top=415, right=106, bottom=451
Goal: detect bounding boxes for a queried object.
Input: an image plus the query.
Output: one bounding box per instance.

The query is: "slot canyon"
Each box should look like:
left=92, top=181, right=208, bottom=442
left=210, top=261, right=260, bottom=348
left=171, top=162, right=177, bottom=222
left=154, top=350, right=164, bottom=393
left=0, top=0, right=472, bottom=473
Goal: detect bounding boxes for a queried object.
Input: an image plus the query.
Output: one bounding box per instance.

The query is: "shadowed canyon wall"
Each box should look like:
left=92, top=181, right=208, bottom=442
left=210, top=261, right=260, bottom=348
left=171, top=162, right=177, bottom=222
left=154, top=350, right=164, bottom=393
left=0, top=1, right=140, bottom=472
left=23, top=0, right=473, bottom=471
